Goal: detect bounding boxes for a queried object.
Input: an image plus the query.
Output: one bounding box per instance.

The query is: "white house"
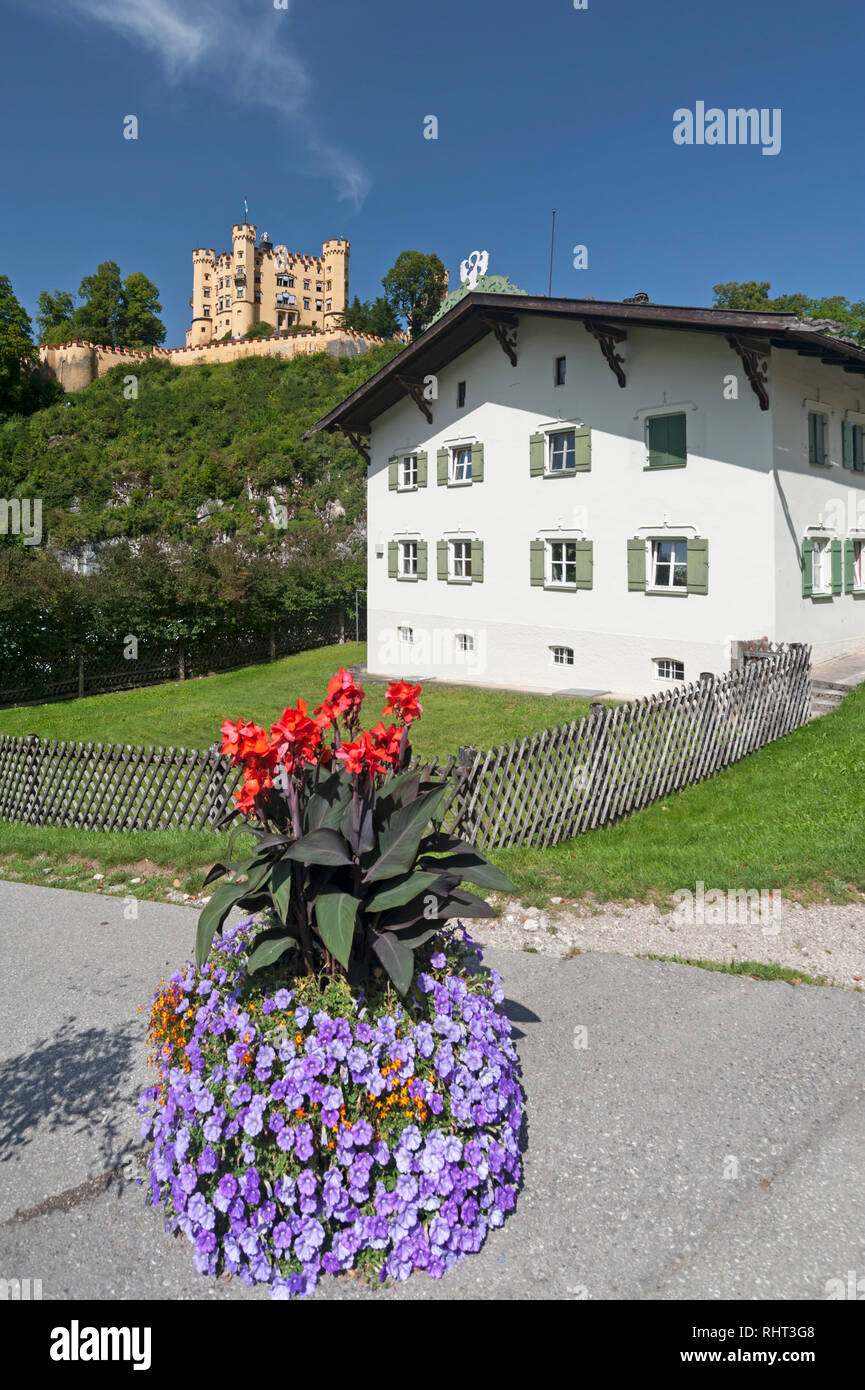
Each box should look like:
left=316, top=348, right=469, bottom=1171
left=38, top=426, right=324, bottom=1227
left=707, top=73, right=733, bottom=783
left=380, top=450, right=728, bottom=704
left=308, top=288, right=865, bottom=696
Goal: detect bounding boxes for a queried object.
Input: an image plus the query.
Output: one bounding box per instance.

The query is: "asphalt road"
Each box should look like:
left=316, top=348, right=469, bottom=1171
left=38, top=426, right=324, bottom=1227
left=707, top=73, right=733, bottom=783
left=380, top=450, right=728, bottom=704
left=1, top=881, right=863, bottom=1301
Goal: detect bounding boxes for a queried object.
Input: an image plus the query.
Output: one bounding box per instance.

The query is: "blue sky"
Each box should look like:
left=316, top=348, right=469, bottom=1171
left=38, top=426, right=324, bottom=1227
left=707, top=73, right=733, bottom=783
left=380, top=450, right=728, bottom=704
left=2, top=0, right=863, bottom=345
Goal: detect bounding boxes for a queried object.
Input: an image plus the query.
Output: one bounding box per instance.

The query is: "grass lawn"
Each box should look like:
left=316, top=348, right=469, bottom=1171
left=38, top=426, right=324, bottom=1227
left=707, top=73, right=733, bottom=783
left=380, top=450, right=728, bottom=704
left=493, top=685, right=865, bottom=906
left=0, top=641, right=595, bottom=762
left=0, top=666, right=863, bottom=912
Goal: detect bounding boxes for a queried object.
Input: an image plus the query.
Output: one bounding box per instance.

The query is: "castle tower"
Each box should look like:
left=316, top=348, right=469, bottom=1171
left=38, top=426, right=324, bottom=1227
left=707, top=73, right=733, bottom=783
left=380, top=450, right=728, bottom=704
left=230, top=223, right=256, bottom=337
left=188, top=248, right=216, bottom=345
left=321, top=238, right=350, bottom=325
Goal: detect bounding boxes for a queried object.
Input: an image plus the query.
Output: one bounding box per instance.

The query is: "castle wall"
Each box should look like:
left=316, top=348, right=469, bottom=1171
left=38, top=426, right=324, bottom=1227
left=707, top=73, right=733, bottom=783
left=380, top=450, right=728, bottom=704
left=38, top=329, right=401, bottom=392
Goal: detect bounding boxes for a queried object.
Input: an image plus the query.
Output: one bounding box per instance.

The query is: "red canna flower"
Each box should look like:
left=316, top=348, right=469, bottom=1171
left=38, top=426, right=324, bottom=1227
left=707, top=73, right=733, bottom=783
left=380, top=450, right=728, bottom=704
left=221, top=718, right=271, bottom=766
left=314, top=667, right=365, bottom=729
left=334, top=730, right=392, bottom=778
left=369, top=720, right=403, bottom=766
left=270, top=698, right=322, bottom=774
left=382, top=680, right=423, bottom=725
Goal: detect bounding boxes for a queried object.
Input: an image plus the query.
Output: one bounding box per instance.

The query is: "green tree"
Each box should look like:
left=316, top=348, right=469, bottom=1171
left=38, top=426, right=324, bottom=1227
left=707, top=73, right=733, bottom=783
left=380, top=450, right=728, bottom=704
left=245, top=321, right=275, bottom=340
left=341, top=294, right=401, bottom=337
left=72, top=261, right=124, bottom=344
left=36, top=289, right=77, bottom=343
left=0, top=275, right=41, bottom=419
left=121, top=271, right=166, bottom=347
left=712, top=281, right=865, bottom=344
left=382, top=250, right=447, bottom=338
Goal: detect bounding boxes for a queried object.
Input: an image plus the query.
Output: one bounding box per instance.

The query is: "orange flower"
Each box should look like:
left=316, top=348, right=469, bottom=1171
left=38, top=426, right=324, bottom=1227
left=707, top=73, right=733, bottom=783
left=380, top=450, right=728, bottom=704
left=382, top=680, right=423, bottom=725
left=270, top=698, right=322, bottom=774
left=314, top=667, right=365, bottom=728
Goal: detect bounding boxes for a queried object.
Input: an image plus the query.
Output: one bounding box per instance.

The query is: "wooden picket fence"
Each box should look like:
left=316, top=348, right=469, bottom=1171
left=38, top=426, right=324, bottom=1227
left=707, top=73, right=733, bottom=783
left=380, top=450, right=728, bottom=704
left=443, top=644, right=812, bottom=849
left=0, top=647, right=810, bottom=843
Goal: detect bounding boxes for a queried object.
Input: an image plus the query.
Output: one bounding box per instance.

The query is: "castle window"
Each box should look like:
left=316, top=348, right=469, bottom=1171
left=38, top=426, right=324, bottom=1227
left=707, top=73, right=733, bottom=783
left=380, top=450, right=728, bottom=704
left=327, top=280, right=332, bottom=291
left=304, top=298, right=310, bottom=310
left=203, top=288, right=210, bottom=297
left=326, top=299, right=332, bottom=310
left=316, top=282, right=322, bottom=292
left=304, top=279, right=311, bottom=290
left=316, top=300, right=323, bottom=311
left=289, top=295, right=296, bottom=306
left=203, top=307, right=210, bottom=317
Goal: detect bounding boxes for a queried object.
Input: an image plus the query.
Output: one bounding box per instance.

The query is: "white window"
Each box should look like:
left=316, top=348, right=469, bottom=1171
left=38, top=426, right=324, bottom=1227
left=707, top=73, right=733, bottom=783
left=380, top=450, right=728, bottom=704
left=203, top=307, right=210, bottom=317
left=811, top=538, right=831, bottom=593
left=853, top=539, right=865, bottom=590
left=203, top=288, right=211, bottom=297
left=304, top=298, right=310, bottom=310
left=289, top=295, right=296, bottom=306
left=399, top=541, right=418, bottom=577
left=399, top=454, right=418, bottom=488
left=451, top=539, right=472, bottom=579
left=304, top=279, right=311, bottom=290
left=237, top=286, right=244, bottom=298
left=226, top=295, right=231, bottom=307
left=656, top=658, right=685, bottom=681
left=551, top=646, right=574, bottom=666
left=456, top=633, right=474, bottom=653
left=316, top=300, right=323, bottom=311
left=398, top=625, right=413, bottom=644
left=326, top=299, right=332, bottom=310
left=650, top=538, right=688, bottom=589
left=316, top=282, right=323, bottom=292
left=549, top=540, right=577, bottom=586
left=549, top=429, right=575, bottom=472
left=452, top=446, right=472, bottom=483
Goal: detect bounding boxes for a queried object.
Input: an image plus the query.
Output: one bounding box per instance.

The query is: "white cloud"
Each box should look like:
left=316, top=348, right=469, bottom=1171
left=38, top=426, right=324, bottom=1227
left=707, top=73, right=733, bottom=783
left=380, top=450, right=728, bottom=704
left=51, top=0, right=370, bottom=205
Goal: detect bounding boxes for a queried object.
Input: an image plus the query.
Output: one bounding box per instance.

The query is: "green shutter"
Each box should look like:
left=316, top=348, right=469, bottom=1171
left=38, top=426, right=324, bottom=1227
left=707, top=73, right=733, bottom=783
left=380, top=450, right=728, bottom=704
left=574, top=539, right=593, bottom=588
left=530, top=539, right=545, bottom=586
left=831, top=538, right=843, bottom=594
left=416, top=450, right=428, bottom=487
left=801, top=538, right=813, bottom=597
left=648, top=414, right=686, bottom=468
left=686, top=538, right=709, bottom=594
left=854, top=424, right=865, bottom=472
left=808, top=412, right=825, bottom=466
left=627, top=538, right=646, bottom=591
left=437, top=448, right=448, bottom=486
left=387, top=541, right=398, bottom=578
left=470, top=540, right=484, bottom=583
left=573, top=426, right=591, bottom=471
left=388, top=456, right=398, bottom=490
left=437, top=540, right=448, bottom=580
left=471, top=441, right=484, bottom=483
left=417, top=540, right=428, bottom=580
left=529, top=432, right=545, bottom=477
left=667, top=413, right=687, bottom=466
left=842, top=420, right=853, bottom=470
left=844, top=538, right=856, bottom=593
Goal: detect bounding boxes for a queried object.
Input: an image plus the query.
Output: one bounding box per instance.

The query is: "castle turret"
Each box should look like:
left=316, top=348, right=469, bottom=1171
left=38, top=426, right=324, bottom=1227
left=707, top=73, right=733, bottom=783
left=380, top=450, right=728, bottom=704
left=188, top=248, right=216, bottom=345
left=231, top=223, right=256, bottom=337
left=321, top=237, right=350, bottom=325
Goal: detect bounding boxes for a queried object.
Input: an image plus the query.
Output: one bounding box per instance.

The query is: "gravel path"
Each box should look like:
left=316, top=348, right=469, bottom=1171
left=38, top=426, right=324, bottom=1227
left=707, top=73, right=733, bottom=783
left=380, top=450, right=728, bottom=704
left=469, top=895, right=865, bottom=989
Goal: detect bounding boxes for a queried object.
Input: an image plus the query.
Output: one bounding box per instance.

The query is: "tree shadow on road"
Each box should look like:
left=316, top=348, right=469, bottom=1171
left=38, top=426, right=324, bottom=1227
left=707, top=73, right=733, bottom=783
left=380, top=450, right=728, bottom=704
left=0, top=1014, right=144, bottom=1181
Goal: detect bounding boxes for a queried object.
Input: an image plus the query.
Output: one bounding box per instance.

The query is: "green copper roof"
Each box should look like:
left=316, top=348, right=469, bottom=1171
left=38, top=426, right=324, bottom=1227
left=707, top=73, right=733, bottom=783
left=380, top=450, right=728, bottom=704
left=427, top=274, right=529, bottom=327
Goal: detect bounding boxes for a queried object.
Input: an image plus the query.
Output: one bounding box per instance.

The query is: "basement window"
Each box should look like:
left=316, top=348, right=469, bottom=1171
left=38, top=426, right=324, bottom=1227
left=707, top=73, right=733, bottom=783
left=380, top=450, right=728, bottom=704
left=551, top=646, right=574, bottom=666
left=655, top=658, right=685, bottom=681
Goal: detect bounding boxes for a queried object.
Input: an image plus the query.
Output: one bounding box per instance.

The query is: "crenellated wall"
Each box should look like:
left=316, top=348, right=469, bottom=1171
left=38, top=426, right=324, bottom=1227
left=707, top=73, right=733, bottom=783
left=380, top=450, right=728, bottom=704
left=38, top=327, right=403, bottom=392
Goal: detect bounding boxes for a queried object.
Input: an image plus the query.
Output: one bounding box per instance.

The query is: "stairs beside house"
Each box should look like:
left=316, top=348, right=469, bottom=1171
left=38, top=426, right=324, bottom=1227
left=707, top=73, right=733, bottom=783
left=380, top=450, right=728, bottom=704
left=809, top=679, right=849, bottom=721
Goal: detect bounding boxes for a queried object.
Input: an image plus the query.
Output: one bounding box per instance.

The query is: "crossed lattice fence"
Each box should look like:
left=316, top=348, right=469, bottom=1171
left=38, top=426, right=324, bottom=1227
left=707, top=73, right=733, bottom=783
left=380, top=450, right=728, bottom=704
left=443, top=644, right=813, bottom=849
left=0, top=647, right=811, bottom=843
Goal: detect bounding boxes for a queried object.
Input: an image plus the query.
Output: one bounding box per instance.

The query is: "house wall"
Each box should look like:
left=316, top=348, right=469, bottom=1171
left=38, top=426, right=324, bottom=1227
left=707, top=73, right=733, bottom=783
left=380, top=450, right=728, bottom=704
left=770, top=351, right=865, bottom=663
left=367, top=315, right=778, bottom=696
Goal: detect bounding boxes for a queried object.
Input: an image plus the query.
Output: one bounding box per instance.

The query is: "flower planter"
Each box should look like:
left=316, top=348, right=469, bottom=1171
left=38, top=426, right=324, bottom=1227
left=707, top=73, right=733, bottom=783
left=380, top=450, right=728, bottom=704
left=139, top=917, right=523, bottom=1297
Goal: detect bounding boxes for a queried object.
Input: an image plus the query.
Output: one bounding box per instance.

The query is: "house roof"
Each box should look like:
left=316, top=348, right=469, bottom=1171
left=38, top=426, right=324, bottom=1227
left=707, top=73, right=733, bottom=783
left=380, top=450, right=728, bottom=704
left=304, top=293, right=865, bottom=438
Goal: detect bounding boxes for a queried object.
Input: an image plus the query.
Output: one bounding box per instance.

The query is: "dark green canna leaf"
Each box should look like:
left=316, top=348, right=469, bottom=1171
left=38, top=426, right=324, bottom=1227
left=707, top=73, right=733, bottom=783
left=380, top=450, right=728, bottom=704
left=364, top=870, right=442, bottom=913
left=269, top=860, right=293, bottom=920
left=315, top=889, right=360, bottom=970
left=281, top=827, right=353, bottom=867
left=306, top=769, right=353, bottom=831
left=202, top=861, right=229, bottom=888
left=419, top=851, right=514, bottom=891
left=371, top=931, right=414, bottom=995
left=427, top=887, right=499, bottom=919
left=363, top=784, right=450, bottom=883
left=247, top=933, right=298, bottom=975
left=195, top=862, right=272, bottom=966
